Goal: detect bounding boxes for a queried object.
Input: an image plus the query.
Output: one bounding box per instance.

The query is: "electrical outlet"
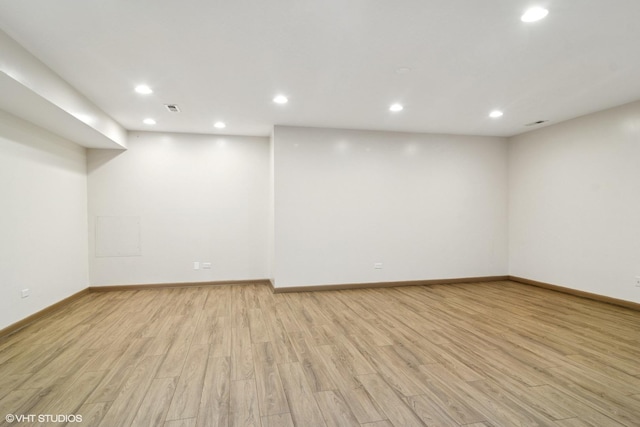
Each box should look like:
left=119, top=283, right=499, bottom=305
left=21, top=289, right=30, bottom=298
left=374, top=262, right=383, bottom=269
left=193, top=262, right=200, bottom=270
left=202, top=262, right=212, bottom=269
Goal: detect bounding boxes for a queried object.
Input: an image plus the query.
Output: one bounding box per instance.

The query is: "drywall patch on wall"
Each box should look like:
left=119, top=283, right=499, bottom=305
left=87, top=131, right=270, bottom=286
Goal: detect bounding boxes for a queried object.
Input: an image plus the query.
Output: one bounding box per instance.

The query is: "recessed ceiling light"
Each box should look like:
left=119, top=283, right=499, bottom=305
left=135, top=84, right=153, bottom=95
left=521, top=7, right=549, bottom=22
left=214, top=121, right=226, bottom=129
left=143, top=118, right=156, bottom=125
left=273, top=95, right=288, bottom=104
left=489, top=110, right=504, bottom=118
left=389, top=103, right=404, bottom=112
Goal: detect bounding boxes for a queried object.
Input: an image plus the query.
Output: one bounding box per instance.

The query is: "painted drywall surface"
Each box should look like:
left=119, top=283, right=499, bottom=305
left=268, top=131, right=276, bottom=282
left=0, top=30, right=127, bottom=149
left=0, top=110, right=89, bottom=330
left=273, top=126, right=509, bottom=288
left=509, top=100, right=640, bottom=303
left=87, top=131, right=269, bottom=286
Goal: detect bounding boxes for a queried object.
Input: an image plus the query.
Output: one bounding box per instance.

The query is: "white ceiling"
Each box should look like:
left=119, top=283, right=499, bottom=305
left=1, top=0, right=640, bottom=138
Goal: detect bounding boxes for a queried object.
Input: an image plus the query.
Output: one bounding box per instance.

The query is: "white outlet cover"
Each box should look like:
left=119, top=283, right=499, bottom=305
left=374, top=263, right=383, bottom=269
left=193, top=262, right=200, bottom=270
left=202, top=262, right=212, bottom=269
left=21, top=289, right=30, bottom=298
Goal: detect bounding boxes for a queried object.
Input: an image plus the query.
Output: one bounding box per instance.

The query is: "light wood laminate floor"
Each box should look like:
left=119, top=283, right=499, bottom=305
left=1, top=281, right=639, bottom=426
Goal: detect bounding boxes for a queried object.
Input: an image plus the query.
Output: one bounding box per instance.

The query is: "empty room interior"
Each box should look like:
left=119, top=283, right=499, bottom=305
left=1, top=1, right=640, bottom=426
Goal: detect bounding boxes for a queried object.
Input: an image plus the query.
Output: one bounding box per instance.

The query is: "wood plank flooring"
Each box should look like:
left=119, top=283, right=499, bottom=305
left=1, top=281, right=639, bottom=426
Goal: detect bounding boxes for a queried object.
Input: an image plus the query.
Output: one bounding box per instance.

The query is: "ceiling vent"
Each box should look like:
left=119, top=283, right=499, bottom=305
left=164, top=104, right=181, bottom=113
left=525, top=120, right=548, bottom=126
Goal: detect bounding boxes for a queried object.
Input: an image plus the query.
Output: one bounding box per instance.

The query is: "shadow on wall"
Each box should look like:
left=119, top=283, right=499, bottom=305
left=0, top=110, right=89, bottom=173
left=86, top=148, right=125, bottom=174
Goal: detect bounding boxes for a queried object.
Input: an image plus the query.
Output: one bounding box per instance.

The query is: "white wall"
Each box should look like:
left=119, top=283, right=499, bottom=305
left=0, top=110, right=89, bottom=330
left=268, top=131, right=276, bottom=282
left=5, top=96, right=638, bottom=330
left=273, top=126, right=508, bottom=288
left=87, top=131, right=269, bottom=286
left=0, top=29, right=127, bottom=149
left=509, top=100, right=640, bottom=303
